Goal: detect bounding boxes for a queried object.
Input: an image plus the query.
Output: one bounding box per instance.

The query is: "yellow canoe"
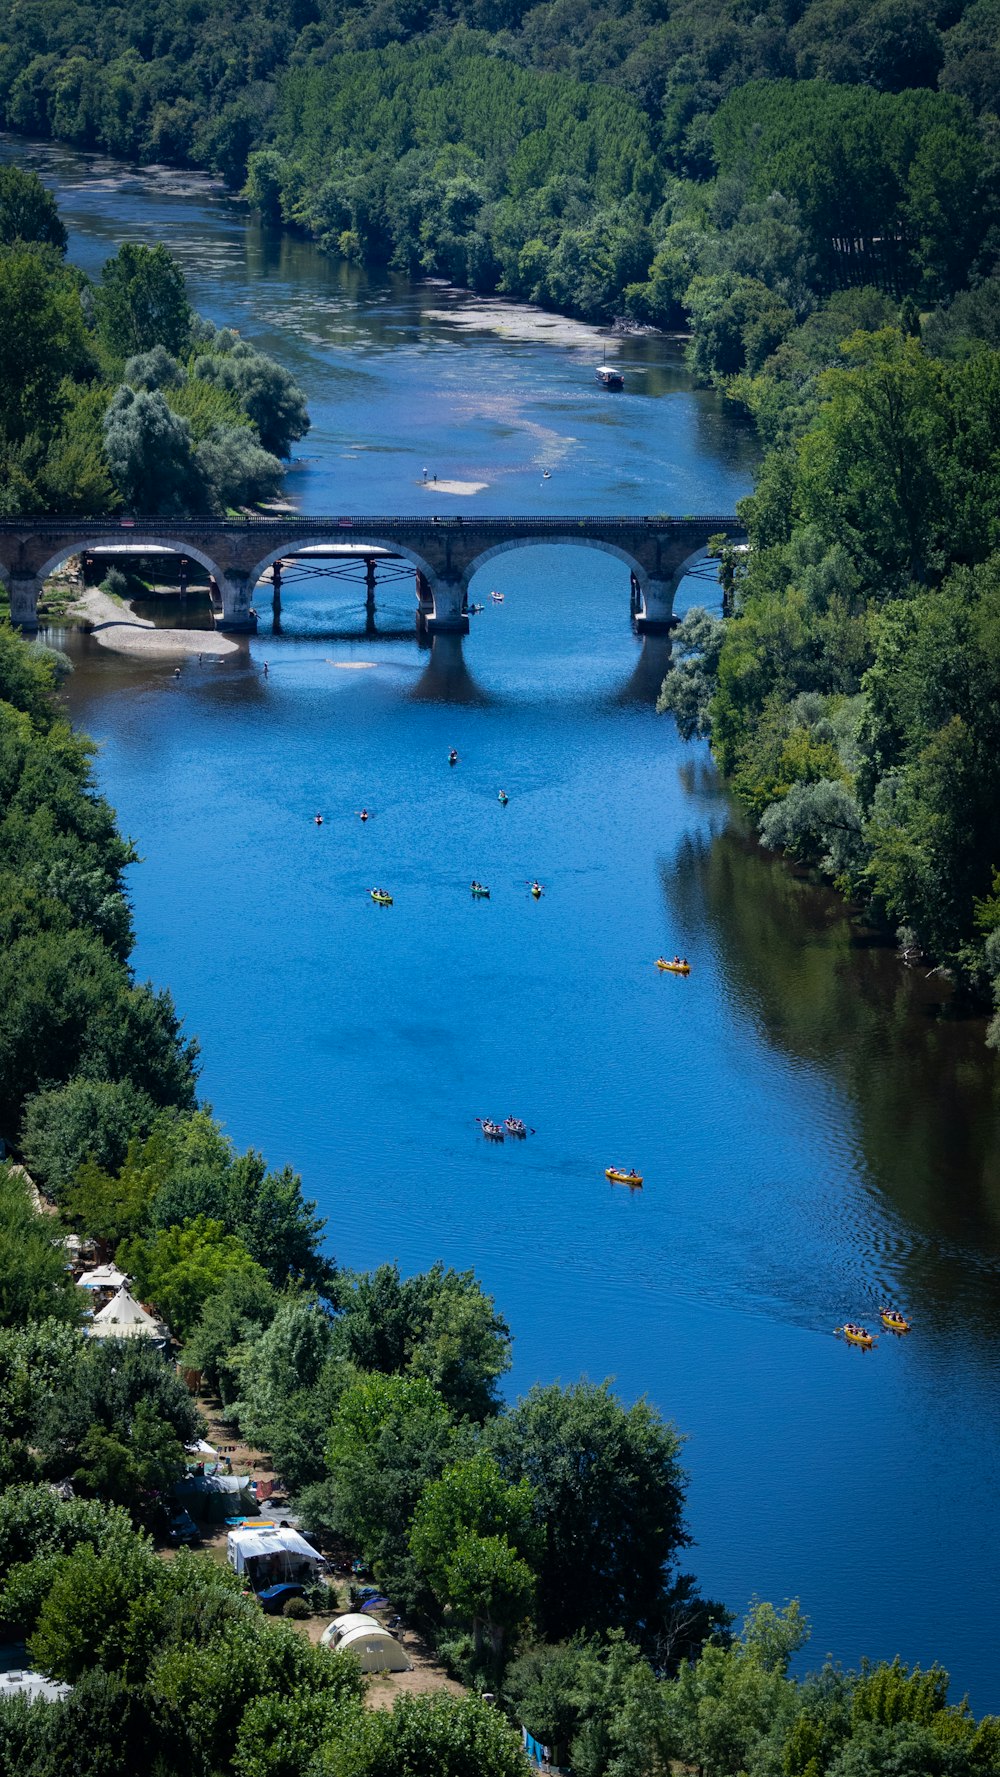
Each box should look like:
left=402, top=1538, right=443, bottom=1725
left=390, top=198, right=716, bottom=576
left=880, top=1311, right=911, bottom=1333
left=606, top=1168, right=643, bottom=1187
left=656, top=958, right=690, bottom=974
left=841, top=1325, right=874, bottom=1348
left=370, top=890, right=393, bottom=906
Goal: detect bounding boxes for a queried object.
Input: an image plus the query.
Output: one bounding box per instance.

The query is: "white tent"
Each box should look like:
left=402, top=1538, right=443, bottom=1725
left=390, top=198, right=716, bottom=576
left=321, top=1614, right=409, bottom=1673
left=226, top=1525, right=326, bottom=1584
left=78, top=1263, right=129, bottom=1291
left=185, top=1438, right=218, bottom=1458
left=88, top=1287, right=167, bottom=1343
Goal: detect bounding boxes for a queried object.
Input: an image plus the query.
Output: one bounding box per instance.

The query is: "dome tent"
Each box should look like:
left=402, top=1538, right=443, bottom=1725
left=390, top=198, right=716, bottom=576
left=320, top=1614, right=410, bottom=1673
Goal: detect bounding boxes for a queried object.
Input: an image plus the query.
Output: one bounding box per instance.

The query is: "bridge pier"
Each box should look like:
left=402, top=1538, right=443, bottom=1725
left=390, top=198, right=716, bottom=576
left=426, top=576, right=470, bottom=636
left=634, top=576, right=675, bottom=635
left=9, top=575, right=41, bottom=631
left=215, top=574, right=257, bottom=633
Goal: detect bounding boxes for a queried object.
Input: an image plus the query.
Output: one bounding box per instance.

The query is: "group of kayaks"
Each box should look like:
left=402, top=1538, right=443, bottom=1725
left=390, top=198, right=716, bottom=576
left=358, top=745, right=676, bottom=1193
left=837, top=1309, right=912, bottom=1348
left=372, top=879, right=543, bottom=905
left=478, top=1117, right=531, bottom=1141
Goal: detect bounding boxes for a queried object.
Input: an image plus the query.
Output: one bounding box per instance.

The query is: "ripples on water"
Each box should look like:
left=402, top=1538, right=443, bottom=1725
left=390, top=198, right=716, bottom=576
left=8, top=133, right=1000, bottom=1708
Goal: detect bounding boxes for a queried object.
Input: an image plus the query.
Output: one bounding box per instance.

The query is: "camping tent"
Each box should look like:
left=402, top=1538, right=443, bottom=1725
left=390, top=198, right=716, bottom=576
left=78, top=1263, right=129, bottom=1292
left=88, top=1287, right=168, bottom=1346
left=173, top=1472, right=256, bottom=1524
left=226, top=1525, right=326, bottom=1589
left=320, top=1615, right=410, bottom=1673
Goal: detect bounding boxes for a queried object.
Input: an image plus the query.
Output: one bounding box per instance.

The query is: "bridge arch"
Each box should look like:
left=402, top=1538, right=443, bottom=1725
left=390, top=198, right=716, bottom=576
left=34, top=534, right=226, bottom=590
left=243, top=533, right=446, bottom=629
left=464, top=533, right=650, bottom=589
left=463, top=533, right=702, bottom=632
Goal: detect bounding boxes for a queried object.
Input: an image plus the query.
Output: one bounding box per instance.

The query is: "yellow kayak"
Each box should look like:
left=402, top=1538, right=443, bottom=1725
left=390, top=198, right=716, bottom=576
left=370, top=890, right=393, bottom=906
left=880, top=1310, right=911, bottom=1333
left=840, top=1324, right=874, bottom=1349
left=656, top=958, right=690, bottom=974
left=606, top=1168, right=643, bottom=1188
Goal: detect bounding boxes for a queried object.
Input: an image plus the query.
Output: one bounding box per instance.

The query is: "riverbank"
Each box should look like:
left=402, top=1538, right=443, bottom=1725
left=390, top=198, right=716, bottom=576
left=70, top=585, right=243, bottom=658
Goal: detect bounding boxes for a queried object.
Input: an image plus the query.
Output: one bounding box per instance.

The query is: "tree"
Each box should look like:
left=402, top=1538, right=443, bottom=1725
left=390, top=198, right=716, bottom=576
left=441, top=1534, right=536, bottom=1663
left=222, top=1151, right=332, bottom=1293
left=759, top=778, right=867, bottom=882
left=117, top=1216, right=266, bottom=1339
left=102, top=385, right=199, bottom=514
left=29, top=1669, right=200, bottom=1777
left=0, top=246, right=94, bottom=440
left=657, top=607, right=726, bottom=741
left=152, top=1615, right=355, bottom=1777
left=122, top=346, right=183, bottom=390
left=233, top=1687, right=364, bottom=1777
left=71, top=1398, right=187, bottom=1524
left=0, top=621, right=62, bottom=727
left=332, top=1262, right=510, bottom=1420
left=35, top=1334, right=200, bottom=1515
left=664, top=1601, right=809, bottom=1777
left=795, top=331, right=950, bottom=587
left=192, top=339, right=309, bottom=456
left=0, top=1486, right=138, bottom=1586
left=19, top=1076, right=155, bottom=1196
left=315, top=1692, right=530, bottom=1777
left=234, top=1292, right=341, bottom=1489
left=0, top=167, right=67, bottom=252
left=410, top=1454, right=538, bottom=1589
left=325, top=1374, right=459, bottom=1576
left=411, top=1454, right=540, bottom=1661
left=194, top=426, right=283, bottom=508
left=0, top=1318, right=81, bottom=1485
left=93, top=243, right=192, bottom=360
left=0, top=1166, right=81, bottom=1329
left=181, top=1266, right=280, bottom=1402
left=27, top=1540, right=163, bottom=1681
left=0, top=926, right=198, bottom=1134
left=506, top=1633, right=676, bottom=1777
left=487, top=1380, right=690, bottom=1643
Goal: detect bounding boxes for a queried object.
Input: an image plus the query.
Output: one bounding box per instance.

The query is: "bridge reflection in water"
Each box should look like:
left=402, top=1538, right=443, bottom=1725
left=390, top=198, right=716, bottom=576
left=0, top=513, right=743, bottom=637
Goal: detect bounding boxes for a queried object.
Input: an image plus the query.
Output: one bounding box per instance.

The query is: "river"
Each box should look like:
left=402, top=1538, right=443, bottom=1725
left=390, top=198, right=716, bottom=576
left=8, top=137, right=1000, bottom=1710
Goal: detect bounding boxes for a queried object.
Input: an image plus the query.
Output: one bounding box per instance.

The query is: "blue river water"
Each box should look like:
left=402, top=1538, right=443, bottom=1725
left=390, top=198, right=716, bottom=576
left=10, top=138, right=1000, bottom=1708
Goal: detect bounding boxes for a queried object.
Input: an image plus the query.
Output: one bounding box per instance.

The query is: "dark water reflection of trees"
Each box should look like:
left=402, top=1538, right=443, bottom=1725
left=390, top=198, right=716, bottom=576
left=669, top=819, right=1000, bottom=1332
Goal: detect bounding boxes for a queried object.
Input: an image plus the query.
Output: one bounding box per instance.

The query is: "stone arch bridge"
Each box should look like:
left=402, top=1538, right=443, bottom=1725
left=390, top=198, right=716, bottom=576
left=0, top=513, right=744, bottom=635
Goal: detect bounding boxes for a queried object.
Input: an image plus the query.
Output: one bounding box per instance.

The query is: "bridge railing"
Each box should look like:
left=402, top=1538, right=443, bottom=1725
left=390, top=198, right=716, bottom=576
left=0, top=513, right=743, bottom=533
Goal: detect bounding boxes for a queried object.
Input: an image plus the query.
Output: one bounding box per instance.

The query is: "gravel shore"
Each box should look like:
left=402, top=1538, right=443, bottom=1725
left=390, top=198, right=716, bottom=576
left=71, top=586, right=245, bottom=659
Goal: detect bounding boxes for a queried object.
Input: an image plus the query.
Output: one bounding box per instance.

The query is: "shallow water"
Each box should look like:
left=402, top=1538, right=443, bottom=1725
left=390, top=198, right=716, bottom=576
left=10, top=137, right=1000, bottom=1708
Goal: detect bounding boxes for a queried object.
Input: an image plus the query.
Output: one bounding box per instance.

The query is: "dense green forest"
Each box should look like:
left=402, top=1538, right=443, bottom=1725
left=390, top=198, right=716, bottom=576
left=3, top=607, right=1000, bottom=1776
left=0, top=0, right=998, bottom=334
left=0, top=165, right=307, bottom=516
left=659, top=320, right=1000, bottom=1037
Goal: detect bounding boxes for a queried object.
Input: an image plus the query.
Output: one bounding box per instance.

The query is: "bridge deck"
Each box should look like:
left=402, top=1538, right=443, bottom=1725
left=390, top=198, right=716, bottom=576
left=0, top=513, right=740, bottom=534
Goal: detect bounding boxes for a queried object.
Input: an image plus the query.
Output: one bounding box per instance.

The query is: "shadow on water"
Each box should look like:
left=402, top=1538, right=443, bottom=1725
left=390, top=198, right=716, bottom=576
left=668, top=824, right=1000, bottom=1332
left=609, top=634, right=673, bottom=706
left=410, top=634, right=490, bottom=704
